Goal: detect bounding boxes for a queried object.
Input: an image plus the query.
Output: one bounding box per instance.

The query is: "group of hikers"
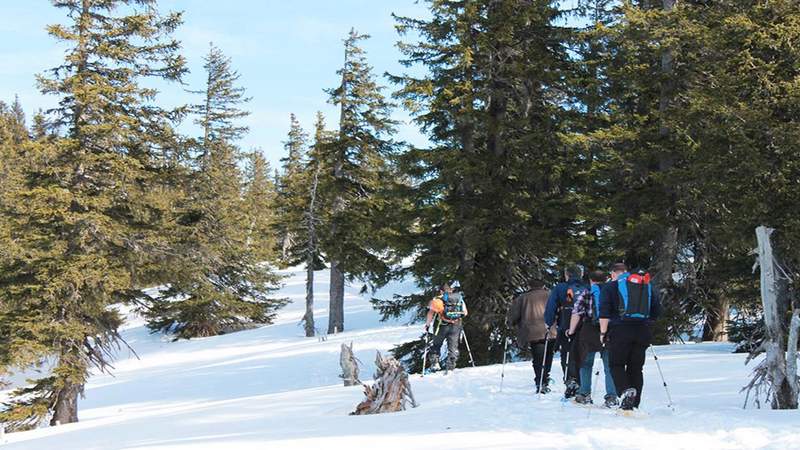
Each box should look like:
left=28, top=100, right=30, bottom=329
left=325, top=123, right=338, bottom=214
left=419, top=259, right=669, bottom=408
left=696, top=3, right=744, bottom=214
left=423, top=263, right=661, bottom=411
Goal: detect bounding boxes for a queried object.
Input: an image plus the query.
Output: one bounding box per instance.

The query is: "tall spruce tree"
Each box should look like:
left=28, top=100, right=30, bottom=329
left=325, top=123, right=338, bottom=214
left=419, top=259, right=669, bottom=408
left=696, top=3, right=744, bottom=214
left=144, top=44, right=285, bottom=339
left=299, top=115, right=330, bottom=337
left=0, top=97, right=30, bottom=211
left=643, top=0, right=800, bottom=343
left=382, top=0, right=576, bottom=366
left=243, top=150, right=278, bottom=263
left=274, top=112, right=333, bottom=337
left=583, top=0, right=695, bottom=341
left=275, top=114, right=309, bottom=264
left=0, top=0, right=186, bottom=429
left=321, top=29, right=400, bottom=334
left=564, top=0, right=620, bottom=268
left=0, top=98, right=28, bottom=273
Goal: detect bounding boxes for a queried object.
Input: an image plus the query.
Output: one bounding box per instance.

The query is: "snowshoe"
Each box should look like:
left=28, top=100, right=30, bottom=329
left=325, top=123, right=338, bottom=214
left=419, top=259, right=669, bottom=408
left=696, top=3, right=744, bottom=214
left=619, top=388, right=637, bottom=410
left=536, top=384, right=551, bottom=394
left=564, top=379, right=579, bottom=399
left=604, top=394, right=619, bottom=408
left=430, top=360, right=441, bottom=372
left=575, top=393, right=593, bottom=405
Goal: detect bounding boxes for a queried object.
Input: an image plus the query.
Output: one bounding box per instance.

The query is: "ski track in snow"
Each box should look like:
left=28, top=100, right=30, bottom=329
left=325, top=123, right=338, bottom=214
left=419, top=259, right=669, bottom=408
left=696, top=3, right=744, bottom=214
left=2, top=268, right=798, bottom=450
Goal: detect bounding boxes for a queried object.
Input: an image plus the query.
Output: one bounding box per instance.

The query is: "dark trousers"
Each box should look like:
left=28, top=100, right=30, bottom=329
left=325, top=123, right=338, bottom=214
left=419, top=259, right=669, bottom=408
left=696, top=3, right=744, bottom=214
left=557, top=330, right=579, bottom=383
left=530, top=338, right=555, bottom=388
left=608, top=323, right=652, bottom=407
left=429, top=322, right=462, bottom=370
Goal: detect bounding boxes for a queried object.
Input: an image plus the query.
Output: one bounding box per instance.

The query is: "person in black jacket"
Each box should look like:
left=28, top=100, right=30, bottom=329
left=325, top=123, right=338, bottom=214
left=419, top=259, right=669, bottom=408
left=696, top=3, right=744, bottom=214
left=544, top=265, right=584, bottom=397
left=599, top=263, right=661, bottom=410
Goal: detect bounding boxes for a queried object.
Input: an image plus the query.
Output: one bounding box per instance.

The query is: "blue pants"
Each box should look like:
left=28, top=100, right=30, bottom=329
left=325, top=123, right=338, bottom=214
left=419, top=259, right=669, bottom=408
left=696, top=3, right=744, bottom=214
left=579, top=349, right=616, bottom=398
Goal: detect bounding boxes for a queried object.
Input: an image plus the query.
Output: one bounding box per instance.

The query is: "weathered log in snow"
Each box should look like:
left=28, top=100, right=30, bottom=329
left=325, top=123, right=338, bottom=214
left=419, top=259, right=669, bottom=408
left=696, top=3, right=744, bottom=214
left=351, top=352, right=418, bottom=415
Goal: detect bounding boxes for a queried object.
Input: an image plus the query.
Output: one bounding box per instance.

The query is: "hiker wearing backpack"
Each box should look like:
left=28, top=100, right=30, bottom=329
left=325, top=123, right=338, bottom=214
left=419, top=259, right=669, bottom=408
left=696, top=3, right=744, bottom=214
left=424, top=281, right=468, bottom=372
left=544, top=265, right=583, bottom=398
left=566, top=270, right=617, bottom=407
left=507, top=279, right=558, bottom=393
left=599, top=263, right=661, bottom=410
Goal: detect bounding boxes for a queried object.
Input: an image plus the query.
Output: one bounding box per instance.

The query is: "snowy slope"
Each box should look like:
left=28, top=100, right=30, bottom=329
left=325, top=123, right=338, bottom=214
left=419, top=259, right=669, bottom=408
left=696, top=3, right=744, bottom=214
left=2, top=268, right=798, bottom=450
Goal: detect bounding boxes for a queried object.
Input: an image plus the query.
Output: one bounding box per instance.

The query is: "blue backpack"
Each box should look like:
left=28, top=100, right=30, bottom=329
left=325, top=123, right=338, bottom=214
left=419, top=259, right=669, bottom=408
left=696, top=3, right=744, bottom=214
left=442, top=292, right=464, bottom=320
left=617, top=272, right=652, bottom=320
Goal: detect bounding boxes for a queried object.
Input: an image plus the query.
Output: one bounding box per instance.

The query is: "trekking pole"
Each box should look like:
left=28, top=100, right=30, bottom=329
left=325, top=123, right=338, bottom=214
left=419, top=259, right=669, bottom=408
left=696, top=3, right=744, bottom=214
left=537, top=333, right=550, bottom=398
left=500, top=335, right=509, bottom=392
left=421, top=330, right=430, bottom=378
left=461, top=329, right=476, bottom=367
left=650, top=345, right=675, bottom=410
left=563, top=333, right=571, bottom=383
left=587, top=368, right=601, bottom=417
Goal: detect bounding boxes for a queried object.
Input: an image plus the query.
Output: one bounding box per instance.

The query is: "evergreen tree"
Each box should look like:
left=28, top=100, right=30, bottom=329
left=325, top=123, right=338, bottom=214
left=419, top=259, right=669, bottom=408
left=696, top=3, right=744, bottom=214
left=275, top=113, right=309, bottom=264
left=321, top=29, right=400, bottom=334
left=302, top=113, right=335, bottom=337
left=646, top=0, right=800, bottom=342
left=144, top=44, right=285, bottom=340
left=2, top=96, right=28, bottom=144
left=243, top=150, right=278, bottom=263
left=0, top=0, right=186, bottom=429
left=273, top=112, right=333, bottom=337
left=0, top=98, right=28, bottom=277
left=583, top=0, right=693, bottom=341
left=382, top=0, right=576, bottom=365
left=564, top=0, right=620, bottom=268
left=585, top=0, right=800, bottom=343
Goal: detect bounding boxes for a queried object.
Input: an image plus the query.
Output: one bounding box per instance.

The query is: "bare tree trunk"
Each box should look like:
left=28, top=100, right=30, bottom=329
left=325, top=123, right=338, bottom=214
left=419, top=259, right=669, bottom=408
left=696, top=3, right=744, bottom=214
left=650, top=0, right=679, bottom=342
left=328, top=261, right=345, bottom=334
left=753, top=226, right=798, bottom=409
left=702, top=295, right=730, bottom=342
left=304, top=263, right=315, bottom=337
left=281, top=234, right=292, bottom=261
left=340, top=342, right=360, bottom=386
left=50, top=382, right=81, bottom=426
left=303, top=166, right=320, bottom=337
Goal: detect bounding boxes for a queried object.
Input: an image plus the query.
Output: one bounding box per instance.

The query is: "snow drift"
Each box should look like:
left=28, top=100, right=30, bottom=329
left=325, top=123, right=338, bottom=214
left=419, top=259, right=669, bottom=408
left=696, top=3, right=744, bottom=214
left=1, top=267, right=797, bottom=450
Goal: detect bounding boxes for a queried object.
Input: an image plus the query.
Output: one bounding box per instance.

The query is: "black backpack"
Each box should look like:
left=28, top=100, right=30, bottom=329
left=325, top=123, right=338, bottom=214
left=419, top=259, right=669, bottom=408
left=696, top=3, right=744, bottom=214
left=443, top=292, right=464, bottom=320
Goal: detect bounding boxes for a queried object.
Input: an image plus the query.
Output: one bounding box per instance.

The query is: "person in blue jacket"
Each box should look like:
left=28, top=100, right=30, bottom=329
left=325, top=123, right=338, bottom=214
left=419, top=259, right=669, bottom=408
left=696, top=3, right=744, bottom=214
left=599, top=263, right=662, bottom=410
left=545, top=265, right=584, bottom=398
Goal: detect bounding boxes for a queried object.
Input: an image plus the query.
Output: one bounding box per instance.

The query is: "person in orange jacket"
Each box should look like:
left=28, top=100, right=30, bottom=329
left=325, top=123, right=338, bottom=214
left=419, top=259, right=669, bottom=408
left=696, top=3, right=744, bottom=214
left=424, top=281, right=468, bottom=372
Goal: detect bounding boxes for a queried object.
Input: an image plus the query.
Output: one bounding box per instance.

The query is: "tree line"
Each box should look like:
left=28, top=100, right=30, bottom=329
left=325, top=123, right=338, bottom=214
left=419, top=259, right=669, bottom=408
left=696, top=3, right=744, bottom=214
left=0, top=0, right=798, bottom=431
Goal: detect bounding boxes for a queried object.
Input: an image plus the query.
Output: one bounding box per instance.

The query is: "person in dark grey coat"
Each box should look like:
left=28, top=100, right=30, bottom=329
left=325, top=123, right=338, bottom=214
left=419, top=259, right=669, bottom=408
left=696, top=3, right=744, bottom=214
left=507, top=279, right=558, bottom=393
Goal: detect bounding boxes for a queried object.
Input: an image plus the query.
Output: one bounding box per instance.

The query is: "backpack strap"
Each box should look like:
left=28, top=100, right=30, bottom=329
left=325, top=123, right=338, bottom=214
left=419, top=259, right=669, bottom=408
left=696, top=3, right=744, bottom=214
left=591, top=284, right=601, bottom=321
left=617, top=273, right=630, bottom=316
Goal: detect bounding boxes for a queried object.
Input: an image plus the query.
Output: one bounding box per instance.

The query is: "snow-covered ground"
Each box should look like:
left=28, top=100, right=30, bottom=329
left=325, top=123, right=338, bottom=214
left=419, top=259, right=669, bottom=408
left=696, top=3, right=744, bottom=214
left=2, top=268, right=798, bottom=450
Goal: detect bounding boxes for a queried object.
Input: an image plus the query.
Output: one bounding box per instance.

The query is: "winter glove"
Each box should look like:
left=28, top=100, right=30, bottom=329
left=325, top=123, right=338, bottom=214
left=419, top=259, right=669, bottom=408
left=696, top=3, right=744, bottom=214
left=600, top=332, right=609, bottom=349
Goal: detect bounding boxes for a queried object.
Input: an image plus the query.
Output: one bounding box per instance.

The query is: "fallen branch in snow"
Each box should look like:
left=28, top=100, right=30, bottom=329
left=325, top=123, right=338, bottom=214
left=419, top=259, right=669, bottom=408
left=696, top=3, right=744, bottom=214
left=351, top=352, right=418, bottom=415
left=340, top=342, right=360, bottom=386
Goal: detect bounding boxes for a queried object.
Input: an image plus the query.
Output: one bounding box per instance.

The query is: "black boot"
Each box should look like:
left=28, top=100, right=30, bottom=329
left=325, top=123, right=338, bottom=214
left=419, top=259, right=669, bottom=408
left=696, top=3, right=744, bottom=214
left=604, top=394, right=619, bottom=408
left=620, top=388, right=637, bottom=410
left=564, top=379, right=579, bottom=399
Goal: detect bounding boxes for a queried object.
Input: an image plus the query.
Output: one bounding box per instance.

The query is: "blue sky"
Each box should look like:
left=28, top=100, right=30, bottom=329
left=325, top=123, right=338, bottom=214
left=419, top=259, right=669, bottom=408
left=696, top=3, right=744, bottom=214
left=1, top=0, right=430, bottom=168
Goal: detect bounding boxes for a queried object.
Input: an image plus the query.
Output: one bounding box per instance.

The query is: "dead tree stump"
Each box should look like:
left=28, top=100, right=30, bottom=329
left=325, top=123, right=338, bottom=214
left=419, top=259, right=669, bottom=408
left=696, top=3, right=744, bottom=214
left=742, top=226, right=800, bottom=409
left=340, top=342, right=360, bottom=386
left=351, top=351, right=418, bottom=415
